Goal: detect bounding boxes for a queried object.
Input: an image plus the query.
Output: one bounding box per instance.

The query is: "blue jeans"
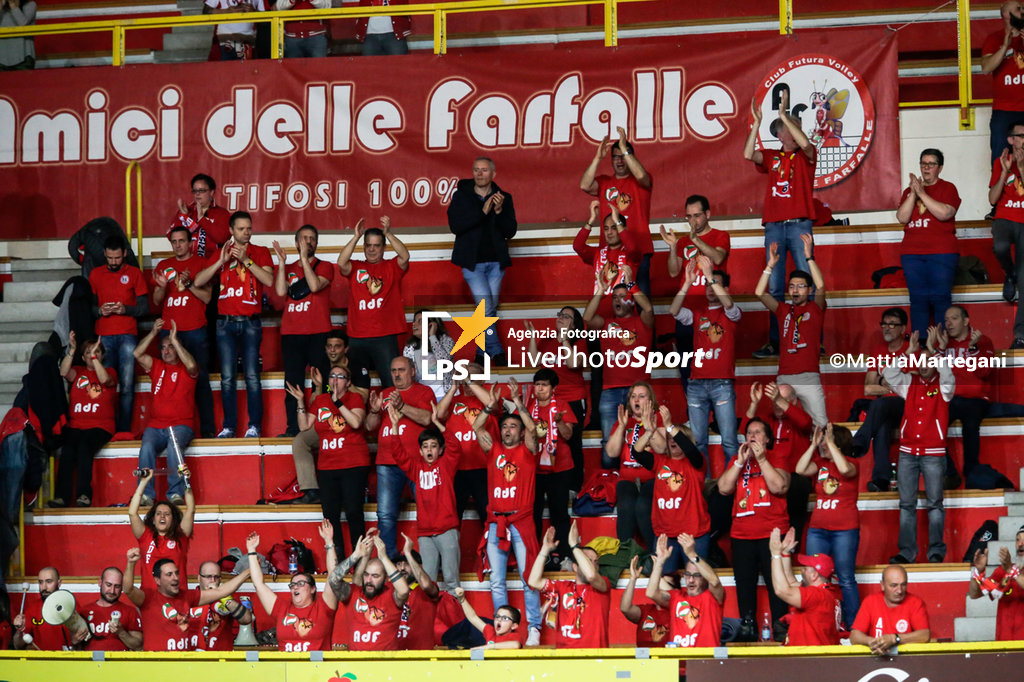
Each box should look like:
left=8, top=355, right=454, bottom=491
left=162, top=327, right=214, bottom=436
left=216, top=316, right=263, bottom=432
left=662, top=532, right=711, bottom=575
left=764, top=219, right=813, bottom=346
left=284, top=33, right=328, bottom=58
left=461, top=263, right=504, bottom=357
left=486, top=521, right=541, bottom=631
left=900, top=253, right=958, bottom=337
left=0, top=429, right=26, bottom=579
left=686, top=379, right=739, bottom=470
left=362, top=33, right=409, bottom=56
left=599, top=386, right=630, bottom=469
left=138, top=425, right=194, bottom=499
left=991, top=109, right=1018, bottom=163
left=897, top=452, right=945, bottom=562
left=806, top=526, right=860, bottom=628
left=376, top=464, right=415, bottom=557
left=101, top=333, right=137, bottom=433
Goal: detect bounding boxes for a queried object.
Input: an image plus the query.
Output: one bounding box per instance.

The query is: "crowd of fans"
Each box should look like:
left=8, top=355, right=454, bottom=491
left=8, top=11, right=1024, bottom=649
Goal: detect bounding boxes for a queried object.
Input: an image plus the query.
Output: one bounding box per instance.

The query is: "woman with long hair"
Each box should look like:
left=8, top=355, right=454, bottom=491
left=127, top=468, right=195, bottom=588
left=403, top=309, right=455, bottom=400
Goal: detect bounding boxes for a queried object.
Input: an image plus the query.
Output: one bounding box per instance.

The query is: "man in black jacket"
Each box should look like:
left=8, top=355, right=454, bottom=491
left=447, top=157, right=517, bottom=363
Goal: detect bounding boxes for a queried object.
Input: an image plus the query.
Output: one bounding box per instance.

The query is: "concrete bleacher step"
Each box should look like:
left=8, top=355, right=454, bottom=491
left=162, top=25, right=214, bottom=51
left=0, top=341, right=38, bottom=366
left=955, top=617, right=996, bottom=642
left=2, top=280, right=62, bottom=303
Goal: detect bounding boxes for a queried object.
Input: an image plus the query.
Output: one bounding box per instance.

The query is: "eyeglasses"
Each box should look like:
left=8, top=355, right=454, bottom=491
left=191, top=187, right=211, bottom=194
left=199, top=574, right=221, bottom=580
left=556, top=312, right=574, bottom=320
left=288, top=581, right=311, bottom=589
left=494, top=614, right=514, bottom=622
left=879, top=322, right=904, bottom=328
left=1011, top=134, right=1024, bottom=139
left=919, top=162, right=939, bottom=168
left=329, top=374, right=349, bottom=380
left=682, top=572, right=702, bottom=579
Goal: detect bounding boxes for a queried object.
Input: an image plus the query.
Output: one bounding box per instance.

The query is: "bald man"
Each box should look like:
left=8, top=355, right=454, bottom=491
left=80, top=567, right=143, bottom=651
left=14, top=567, right=83, bottom=650
left=851, top=565, right=930, bottom=655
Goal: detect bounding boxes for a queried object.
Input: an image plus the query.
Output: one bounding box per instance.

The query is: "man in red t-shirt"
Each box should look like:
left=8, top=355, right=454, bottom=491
left=580, top=125, right=654, bottom=295
left=933, top=305, right=996, bottom=486
left=198, top=560, right=254, bottom=650
left=332, top=534, right=410, bottom=651
left=670, top=255, right=741, bottom=468
left=583, top=279, right=654, bottom=469
left=744, top=89, right=817, bottom=359
left=194, top=211, right=275, bottom=438
left=154, top=226, right=215, bottom=438
left=133, top=319, right=199, bottom=505
left=755, top=232, right=827, bottom=426
left=573, top=199, right=642, bottom=298
left=364, top=356, right=435, bottom=558
left=647, top=533, right=726, bottom=648
left=273, top=224, right=336, bottom=437
left=169, top=173, right=231, bottom=259
left=983, top=3, right=1024, bottom=163
left=337, top=216, right=410, bottom=389
left=80, top=567, right=143, bottom=651
left=662, top=194, right=731, bottom=387
left=123, top=549, right=249, bottom=651
left=528, top=521, right=611, bottom=648
left=527, top=368, right=576, bottom=565
left=13, top=567, right=81, bottom=650
left=436, top=370, right=496, bottom=530
left=89, top=235, right=149, bottom=435
left=970, top=528, right=1024, bottom=640
left=393, top=534, right=441, bottom=650
left=852, top=565, right=930, bottom=654
left=989, top=119, right=1024, bottom=342
left=852, top=308, right=910, bottom=492
left=769, top=529, right=841, bottom=646
left=620, top=555, right=670, bottom=647
left=473, top=382, right=543, bottom=645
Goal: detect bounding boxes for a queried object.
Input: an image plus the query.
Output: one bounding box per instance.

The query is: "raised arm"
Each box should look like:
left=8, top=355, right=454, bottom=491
left=127, top=470, right=154, bottom=538
left=528, top=527, right=557, bottom=592
left=167, top=321, right=198, bottom=378
left=743, top=97, right=764, bottom=165
left=769, top=528, right=802, bottom=607
left=374, top=536, right=410, bottom=608
left=245, top=532, right=277, bottom=615
left=680, top=533, right=724, bottom=604
left=645, top=534, right=673, bottom=608
left=193, top=241, right=230, bottom=288
left=620, top=555, right=644, bottom=622
left=198, top=568, right=251, bottom=607
left=801, top=234, right=826, bottom=307
left=123, top=547, right=144, bottom=607
left=319, top=520, right=341, bottom=610
left=382, top=217, right=410, bottom=270
left=755, top=243, right=781, bottom=312
left=401, top=533, right=439, bottom=599
left=472, top=385, right=499, bottom=452
left=580, top=135, right=612, bottom=195
left=569, top=522, right=606, bottom=591
left=508, top=377, right=537, bottom=453
left=132, top=318, right=163, bottom=373
left=336, top=219, right=365, bottom=277
left=615, top=127, right=652, bottom=189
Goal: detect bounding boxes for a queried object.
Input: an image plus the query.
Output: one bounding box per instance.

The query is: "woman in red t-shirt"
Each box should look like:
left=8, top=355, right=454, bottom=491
left=128, top=469, right=195, bottom=589
left=795, top=423, right=860, bottom=629
left=247, top=524, right=338, bottom=652
left=287, top=366, right=369, bottom=557
left=52, top=332, right=117, bottom=507
left=896, top=148, right=962, bottom=335
left=527, top=306, right=588, bottom=490
left=607, top=382, right=667, bottom=550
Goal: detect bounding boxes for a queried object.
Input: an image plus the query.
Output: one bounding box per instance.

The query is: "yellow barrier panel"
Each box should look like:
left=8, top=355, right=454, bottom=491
left=0, top=0, right=654, bottom=64
left=125, top=161, right=142, bottom=257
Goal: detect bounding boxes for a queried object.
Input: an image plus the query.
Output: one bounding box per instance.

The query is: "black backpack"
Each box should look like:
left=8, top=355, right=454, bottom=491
left=966, top=464, right=1015, bottom=491
left=962, top=519, right=1000, bottom=563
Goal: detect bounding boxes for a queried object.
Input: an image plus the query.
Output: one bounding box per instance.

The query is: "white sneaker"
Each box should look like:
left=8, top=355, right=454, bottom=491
left=216, top=428, right=235, bottom=438
left=244, top=426, right=260, bottom=438
left=526, top=628, right=541, bottom=647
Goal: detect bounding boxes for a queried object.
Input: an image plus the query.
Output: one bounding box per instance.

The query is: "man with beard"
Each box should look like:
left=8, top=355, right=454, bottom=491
left=969, top=526, right=1024, bottom=640
left=80, top=567, right=143, bottom=651
left=852, top=565, right=930, bottom=654
left=393, top=532, right=441, bottom=650
left=528, top=521, right=611, bottom=648
left=330, top=533, right=410, bottom=651
left=153, top=226, right=215, bottom=438
left=646, top=532, right=725, bottom=647
left=89, top=235, right=149, bottom=435
left=573, top=199, right=642, bottom=298
left=122, top=549, right=249, bottom=651
left=13, top=567, right=84, bottom=650
left=851, top=308, right=909, bottom=492
left=197, top=560, right=253, bottom=650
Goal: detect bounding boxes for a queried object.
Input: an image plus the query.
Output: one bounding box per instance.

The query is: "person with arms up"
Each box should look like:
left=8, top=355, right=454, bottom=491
left=969, top=528, right=1024, bottom=640
left=453, top=587, right=521, bottom=649
left=646, top=532, right=725, bottom=648
left=621, top=555, right=670, bottom=647
left=768, top=527, right=841, bottom=646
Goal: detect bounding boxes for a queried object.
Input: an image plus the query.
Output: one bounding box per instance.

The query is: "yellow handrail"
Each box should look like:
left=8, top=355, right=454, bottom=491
left=956, top=0, right=974, bottom=130
left=125, top=161, right=142, bottom=257
left=0, top=0, right=651, bottom=61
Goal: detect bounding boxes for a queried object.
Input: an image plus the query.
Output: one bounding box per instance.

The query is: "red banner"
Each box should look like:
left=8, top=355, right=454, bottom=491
left=0, top=27, right=898, bottom=239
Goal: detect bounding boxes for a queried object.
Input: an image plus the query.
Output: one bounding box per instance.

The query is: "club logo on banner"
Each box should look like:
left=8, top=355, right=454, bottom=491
left=754, top=54, right=875, bottom=189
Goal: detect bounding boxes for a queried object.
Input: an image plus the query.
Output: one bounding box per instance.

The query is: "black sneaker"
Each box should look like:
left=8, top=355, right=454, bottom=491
left=1003, top=276, right=1018, bottom=303
left=986, top=207, right=996, bottom=220
left=752, top=343, right=778, bottom=359
left=737, top=615, right=757, bottom=642
left=889, top=554, right=911, bottom=564
left=772, top=619, right=789, bottom=643
left=46, top=498, right=67, bottom=509
left=1012, top=338, right=1024, bottom=350
left=866, top=479, right=889, bottom=493
left=291, top=489, right=321, bottom=505
left=928, top=555, right=944, bottom=563
left=944, top=472, right=963, bottom=490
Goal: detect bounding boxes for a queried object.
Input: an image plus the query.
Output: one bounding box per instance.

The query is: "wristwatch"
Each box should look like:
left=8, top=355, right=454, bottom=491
left=893, top=633, right=901, bottom=645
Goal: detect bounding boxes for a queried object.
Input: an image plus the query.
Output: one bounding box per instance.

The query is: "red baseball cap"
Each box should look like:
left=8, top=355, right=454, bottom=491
left=797, top=553, right=834, bottom=580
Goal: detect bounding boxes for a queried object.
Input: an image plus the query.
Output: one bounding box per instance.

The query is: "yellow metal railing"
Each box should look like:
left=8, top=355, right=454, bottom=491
left=0, top=0, right=654, bottom=63
left=125, top=161, right=143, bottom=257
